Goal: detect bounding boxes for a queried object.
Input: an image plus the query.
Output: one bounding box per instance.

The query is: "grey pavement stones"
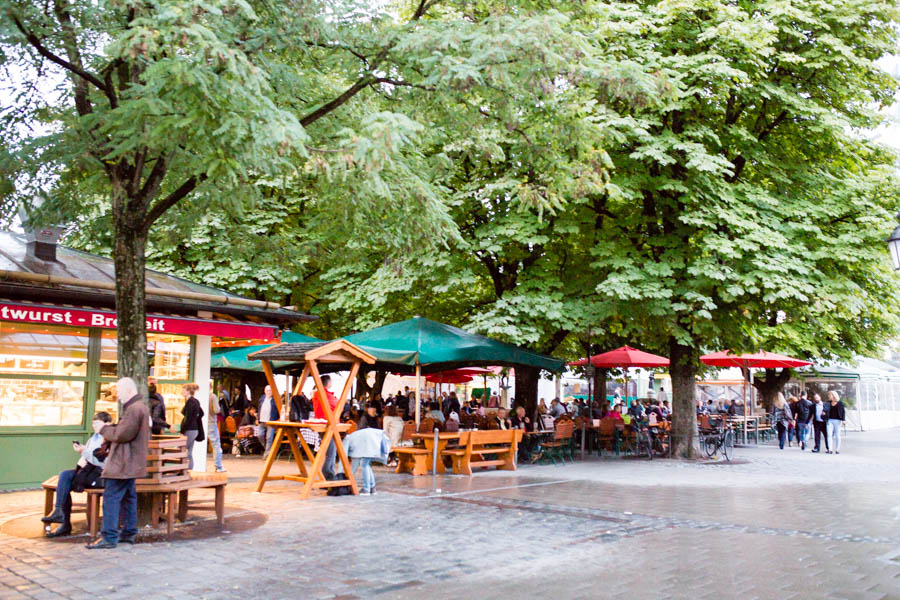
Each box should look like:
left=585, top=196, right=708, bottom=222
left=2, top=429, right=900, bottom=598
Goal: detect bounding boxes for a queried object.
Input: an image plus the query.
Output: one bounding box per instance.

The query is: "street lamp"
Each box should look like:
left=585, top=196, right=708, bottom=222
left=888, top=212, right=900, bottom=270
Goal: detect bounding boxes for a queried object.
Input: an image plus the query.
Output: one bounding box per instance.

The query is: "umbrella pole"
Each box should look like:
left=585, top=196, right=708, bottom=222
left=415, top=363, right=421, bottom=427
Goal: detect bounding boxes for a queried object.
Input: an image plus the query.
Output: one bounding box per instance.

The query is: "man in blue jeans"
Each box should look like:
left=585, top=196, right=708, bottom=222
left=87, top=377, right=150, bottom=550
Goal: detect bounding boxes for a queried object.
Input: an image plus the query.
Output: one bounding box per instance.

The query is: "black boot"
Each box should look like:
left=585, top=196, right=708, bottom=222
left=41, top=508, right=65, bottom=524
left=46, top=524, right=72, bottom=538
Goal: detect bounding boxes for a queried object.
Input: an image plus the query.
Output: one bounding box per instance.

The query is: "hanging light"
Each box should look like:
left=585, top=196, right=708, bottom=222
left=888, top=212, right=900, bottom=271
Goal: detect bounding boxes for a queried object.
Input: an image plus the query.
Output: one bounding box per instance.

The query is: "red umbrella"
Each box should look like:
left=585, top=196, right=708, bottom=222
left=426, top=373, right=474, bottom=384
left=700, top=350, right=811, bottom=369
left=700, top=350, right=811, bottom=443
left=569, top=346, right=669, bottom=368
left=568, top=346, right=669, bottom=406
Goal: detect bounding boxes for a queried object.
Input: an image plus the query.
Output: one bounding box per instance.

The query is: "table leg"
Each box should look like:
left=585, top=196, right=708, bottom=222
left=254, top=426, right=285, bottom=492
left=151, top=493, right=160, bottom=528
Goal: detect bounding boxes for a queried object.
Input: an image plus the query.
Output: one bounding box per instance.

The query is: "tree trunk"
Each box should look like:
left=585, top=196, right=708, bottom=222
left=113, top=208, right=149, bottom=401
left=372, top=370, right=387, bottom=398
left=516, top=365, right=540, bottom=421
left=669, top=336, right=698, bottom=459
left=593, top=367, right=607, bottom=405
left=752, top=368, right=792, bottom=412
left=356, top=370, right=372, bottom=400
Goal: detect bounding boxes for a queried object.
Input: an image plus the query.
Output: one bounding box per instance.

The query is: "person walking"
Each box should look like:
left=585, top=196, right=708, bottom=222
left=343, top=425, right=390, bottom=495
left=793, top=393, right=813, bottom=450
left=148, top=377, right=168, bottom=434
left=207, top=382, right=226, bottom=472
left=87, top=377, right=149, bottom=549
left=180, top=383, right=205, bottom=470
left=787, top=395, right=799, bottom=447
left=771, top=393, right=793, bottom=450
left=257, top=385, right=279, bottom=457
left=811, top=393, right=829, bottom=453
left=825, top=390, right=845, bottom=454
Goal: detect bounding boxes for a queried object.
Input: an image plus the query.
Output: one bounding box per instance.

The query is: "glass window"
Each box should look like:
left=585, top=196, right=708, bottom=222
left=95, top=381, right=188, bottom=429
left=0, top=322, right=89, bottom=377
left=99, top=331, right=192, bottom=382
left=0, top=323, right=89, bottom=426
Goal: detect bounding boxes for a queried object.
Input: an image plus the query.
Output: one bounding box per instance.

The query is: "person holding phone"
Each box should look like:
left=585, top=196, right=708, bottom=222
left=41, top=412, right=112, bottom=537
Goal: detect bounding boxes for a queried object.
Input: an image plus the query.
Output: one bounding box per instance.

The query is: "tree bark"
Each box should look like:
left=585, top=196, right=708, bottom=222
left=752, top=368, right=793, bottom=412
left=113, top=200, right=149, bottom=401
left=372, top=370, right=387, bottom=398
left=516, top=365, right=540, bottom=421
left=593, top=367, right=607, bottom=405
left=669, top=336, right=698, bottom=458
left=355, top=370, right=372, bottom=400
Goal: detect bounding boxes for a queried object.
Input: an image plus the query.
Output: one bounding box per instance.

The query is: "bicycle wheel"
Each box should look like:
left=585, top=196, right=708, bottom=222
left=704, top=435, right=718, bottom=458
left=723, top=430, right=735, bottom=461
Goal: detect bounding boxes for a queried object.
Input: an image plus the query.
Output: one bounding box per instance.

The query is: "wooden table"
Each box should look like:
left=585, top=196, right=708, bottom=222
left=727, top=415, right=761, bottom=445
left=255, top=420, right=356, bottom=498
left=410, top=432, right=469, bottom=474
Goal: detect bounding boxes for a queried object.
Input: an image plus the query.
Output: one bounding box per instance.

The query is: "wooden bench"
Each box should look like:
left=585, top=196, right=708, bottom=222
left=42, top=473, right=226, bottom=538
left=393, top=447, right=430, bottom=476
left=441, top=429, right=522, bottom=475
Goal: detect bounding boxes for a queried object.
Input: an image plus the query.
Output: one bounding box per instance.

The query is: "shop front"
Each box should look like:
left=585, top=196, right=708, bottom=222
left=0, top=230, right=309, bottom=489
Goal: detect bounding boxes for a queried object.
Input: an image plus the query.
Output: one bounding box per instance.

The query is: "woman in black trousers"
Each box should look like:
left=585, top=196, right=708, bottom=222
left=180, top=383, right=205, bottom=470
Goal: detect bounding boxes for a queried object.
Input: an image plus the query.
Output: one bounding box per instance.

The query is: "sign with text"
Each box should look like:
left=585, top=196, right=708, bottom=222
left=0, top=302, right=278, bottom=339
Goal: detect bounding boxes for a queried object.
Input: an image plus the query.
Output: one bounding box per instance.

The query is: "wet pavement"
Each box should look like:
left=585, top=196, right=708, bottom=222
left=1, top=429, right=899, bottom=599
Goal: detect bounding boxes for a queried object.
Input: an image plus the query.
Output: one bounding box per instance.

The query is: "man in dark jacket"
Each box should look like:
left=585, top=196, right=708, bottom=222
left=794, top=394, right=814, bottom=450
left=87, top=377, right=150, bottom=549
left=148, top=377, right=168, bottom=434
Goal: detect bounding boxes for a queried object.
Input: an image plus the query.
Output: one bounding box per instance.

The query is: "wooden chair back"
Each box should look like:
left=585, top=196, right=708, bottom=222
left=599, top=417, right=616, bottom=436
left=553, top=420, right=574, bottom=441
left=400, top=420, right=416, bottom=441
left=418, top=417, right=437, bottom=434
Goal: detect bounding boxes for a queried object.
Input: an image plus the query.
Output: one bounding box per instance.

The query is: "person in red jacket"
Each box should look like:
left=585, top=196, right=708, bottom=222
left=314, top=375, right=339, bottom=479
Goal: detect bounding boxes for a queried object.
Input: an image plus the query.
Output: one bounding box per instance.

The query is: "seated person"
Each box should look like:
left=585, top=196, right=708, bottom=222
left=445, top=411, right=460, bottom=432
left=510, top=406, right=534, bottom=432
left=42, top=412, right=112, bottom=537
left=645, top=400, right=664, bottom=423
left=606, top=404, right=624, bottom=421
left=461, top=400, right=473, bottom=415
left=240, top=406, right=258, bottom=427
left=494, top=407, right=511, bottom=430
left=425, top=401, right=445, bottom=425
left=358, top=401, right=381, bottom=430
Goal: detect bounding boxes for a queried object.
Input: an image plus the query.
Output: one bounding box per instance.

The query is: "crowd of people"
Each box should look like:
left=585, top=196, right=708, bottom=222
left=771, top=390, right=846, bottom=453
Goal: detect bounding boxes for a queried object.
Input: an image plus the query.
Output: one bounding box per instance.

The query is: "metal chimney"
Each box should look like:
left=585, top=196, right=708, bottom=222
left=18, top=198, right=65, bottom=262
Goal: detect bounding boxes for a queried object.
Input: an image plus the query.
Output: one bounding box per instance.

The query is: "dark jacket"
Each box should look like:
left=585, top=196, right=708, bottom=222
left=511, top=414, right=534, bottom=432
left=794, top=398, right=813, bottom=423
left=180, top=396, right=205, bottom=442
left=100, top=394, right=150, bottom=480
left=358, top=413, right=380, bottom=430
left=827, top=401, right=846, bottom=421
left=149, top=392, right=168, bottom=435
left=289, top=394, right=313, bottom=421
left=240, top=412, right=257, bottom=427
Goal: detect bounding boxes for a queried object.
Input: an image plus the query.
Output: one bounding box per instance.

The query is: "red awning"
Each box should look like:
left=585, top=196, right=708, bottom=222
left=569, top=346, right=669, bottom=368
left=0, top=301, right=278, bottom=339
left=700, top=350, right=811, bottom=369
left=426, top=373, right=474, bottom=384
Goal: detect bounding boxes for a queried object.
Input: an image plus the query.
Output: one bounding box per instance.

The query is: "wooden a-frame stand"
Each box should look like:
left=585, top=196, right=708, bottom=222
left=252, top=339, right=375, bottom=499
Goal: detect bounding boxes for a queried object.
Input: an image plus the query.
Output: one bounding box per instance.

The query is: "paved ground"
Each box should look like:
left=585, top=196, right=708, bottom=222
left=2, top=430, right=900, bottom=599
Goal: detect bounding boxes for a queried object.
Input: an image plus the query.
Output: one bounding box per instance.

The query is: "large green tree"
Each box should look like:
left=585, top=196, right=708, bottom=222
left=585, top=0, right=900, bottom=456
left=0, top=0, right=621, bottom=392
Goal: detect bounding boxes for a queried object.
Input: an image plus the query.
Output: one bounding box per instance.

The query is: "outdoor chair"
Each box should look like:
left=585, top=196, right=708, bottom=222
left=597, top=418, right=618, bottom=455
left=540, top=420, right=575, bottom=465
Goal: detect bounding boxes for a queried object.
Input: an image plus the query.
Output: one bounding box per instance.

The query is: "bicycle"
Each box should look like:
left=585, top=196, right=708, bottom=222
left=702, top=420, right=735, bottom=461
left=632, top=422, right=654, bottom=460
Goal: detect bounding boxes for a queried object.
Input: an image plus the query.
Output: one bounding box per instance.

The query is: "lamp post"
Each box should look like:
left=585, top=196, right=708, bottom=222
left=888, top=212, right=900, bottom=270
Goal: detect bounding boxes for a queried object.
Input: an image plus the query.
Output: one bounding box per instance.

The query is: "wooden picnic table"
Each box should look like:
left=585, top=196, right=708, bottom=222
left=727, top=415, right=761, bottom=445
left=411, top=432, right=470, bottom=474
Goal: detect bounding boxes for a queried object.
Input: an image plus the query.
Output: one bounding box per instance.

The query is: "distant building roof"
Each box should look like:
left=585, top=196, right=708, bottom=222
left=0, top=230, right=312, bottom=326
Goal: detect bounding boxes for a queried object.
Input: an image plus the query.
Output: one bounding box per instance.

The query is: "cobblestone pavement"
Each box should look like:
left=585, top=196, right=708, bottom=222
left=2, top=430, right=900, bottom=599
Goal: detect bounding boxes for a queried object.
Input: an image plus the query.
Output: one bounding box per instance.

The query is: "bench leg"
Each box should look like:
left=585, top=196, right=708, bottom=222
left=215, top=486, right=224, bottom=526
left=177, top=489, right=188, bottom=522
left=411, top=454, right=428, bottom=476
left=167, top=492, right=175, bottom=538
left=88, top=494, right=100, bottom=538
left=499, top=448, right=517, bottom=471
left=43, top=489, right=54, bottom=518
left=151, top=493, right=161, bottom=529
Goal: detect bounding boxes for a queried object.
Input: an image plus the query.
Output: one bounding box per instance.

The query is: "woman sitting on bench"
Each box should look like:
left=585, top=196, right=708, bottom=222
left=42, top=412, right=111, bottom=537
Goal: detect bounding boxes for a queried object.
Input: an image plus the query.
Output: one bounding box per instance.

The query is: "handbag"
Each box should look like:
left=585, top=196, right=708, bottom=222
left=71, top=463, right=104, bottom=492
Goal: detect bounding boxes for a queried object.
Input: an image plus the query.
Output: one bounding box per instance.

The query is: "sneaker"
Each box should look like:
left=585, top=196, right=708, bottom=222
left=216, top=467, right=227, bottom=473
left=370, top=487, right=376, bottom=495
left=826, top=450, right=832, bottom=454
left=788, top=442, right=792, bottom=447
left=835, top=451, right=840, bottom=455
left=358, top=489, right=370, bottom=495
